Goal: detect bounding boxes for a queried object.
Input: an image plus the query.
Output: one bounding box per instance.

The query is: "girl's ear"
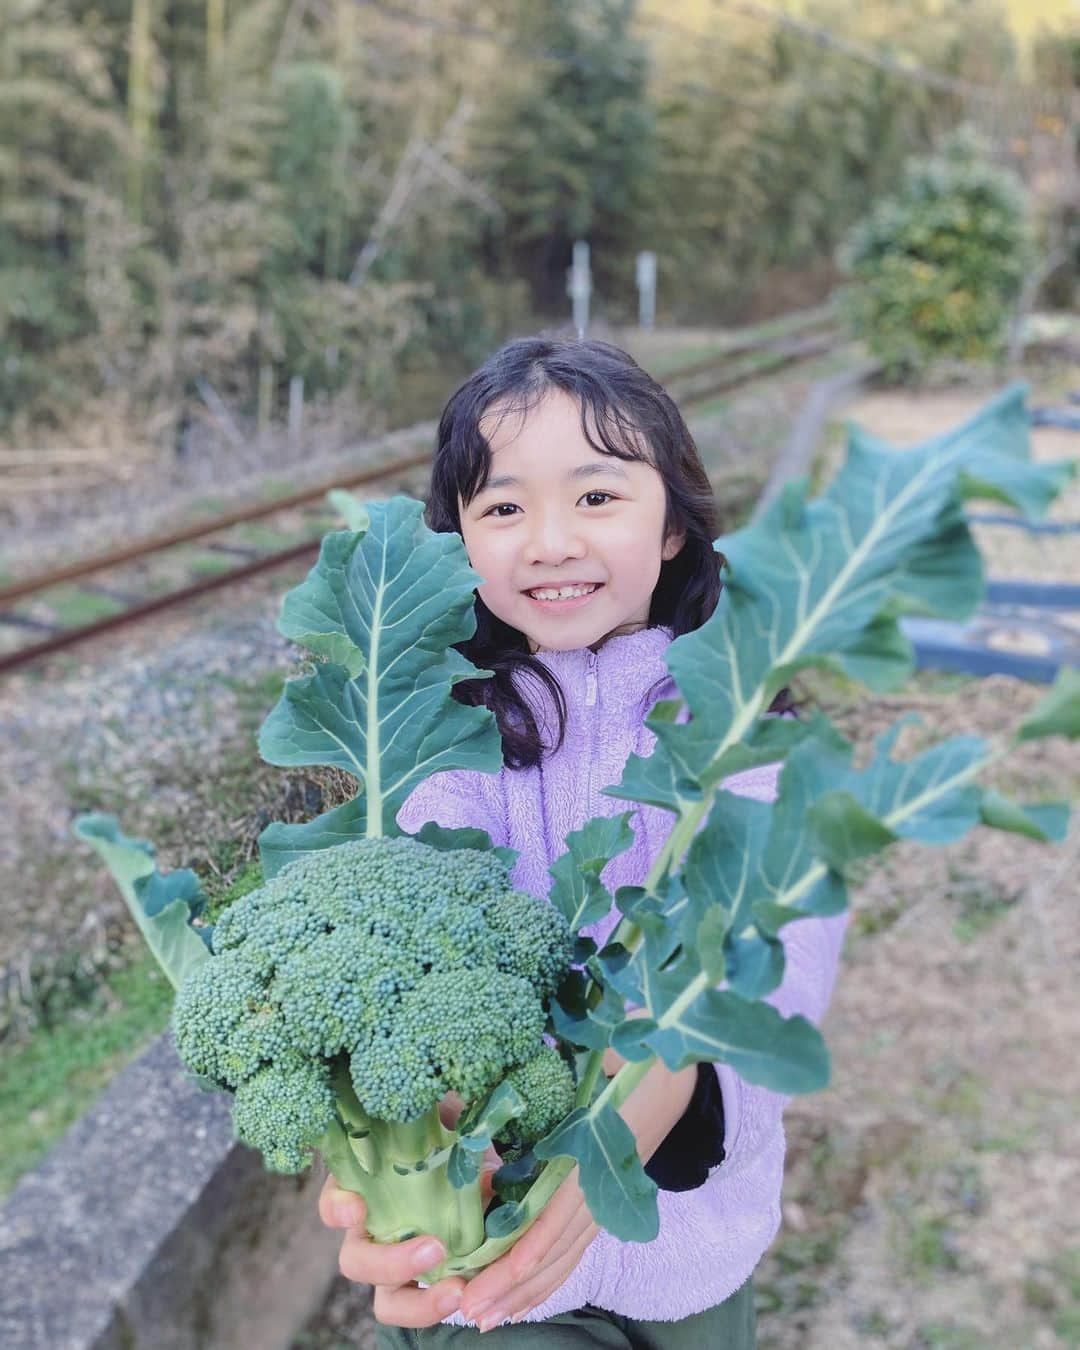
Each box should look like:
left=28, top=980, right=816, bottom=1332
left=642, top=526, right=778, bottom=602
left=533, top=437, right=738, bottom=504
left=661, top=529, right=686, bottom=562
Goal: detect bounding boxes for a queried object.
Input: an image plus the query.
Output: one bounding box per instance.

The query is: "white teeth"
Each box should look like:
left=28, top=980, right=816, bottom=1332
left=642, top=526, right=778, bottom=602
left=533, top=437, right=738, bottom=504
left=528, top=583, right=599, bottom=601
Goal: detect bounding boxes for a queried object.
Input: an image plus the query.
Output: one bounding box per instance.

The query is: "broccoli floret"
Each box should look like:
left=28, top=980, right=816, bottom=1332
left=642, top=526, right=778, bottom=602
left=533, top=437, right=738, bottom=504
left=168, top=833, right=576, bottom=1255
left=495, top=1046, right=578, bottom=1160
left=486, top=889, right=576, bottom=999
left=350, top=969, right=547, bottom=1120
left=212, top=893, right=324, bottom=973
left=232, top=1060, right=336, bottom=1173
left=273, top=929, right=421, bottom=1058
left=172, top=949, right=288, bottom=1087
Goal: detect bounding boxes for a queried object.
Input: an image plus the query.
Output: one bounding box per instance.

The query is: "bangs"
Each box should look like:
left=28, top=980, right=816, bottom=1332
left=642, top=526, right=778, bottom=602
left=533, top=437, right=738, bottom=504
left=436, top=346, right=657, bottom=518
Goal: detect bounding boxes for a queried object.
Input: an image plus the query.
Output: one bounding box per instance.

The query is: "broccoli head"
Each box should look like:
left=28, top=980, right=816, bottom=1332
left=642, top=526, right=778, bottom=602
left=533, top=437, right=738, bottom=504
left=170, top=835, right=575, bottom=1181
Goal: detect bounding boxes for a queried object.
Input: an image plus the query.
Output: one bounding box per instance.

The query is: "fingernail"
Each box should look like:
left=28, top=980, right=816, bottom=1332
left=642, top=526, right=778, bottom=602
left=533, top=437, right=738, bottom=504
left=479, top=1309, right=508, bottom=1333
left=415, top=1239, right=444, bottom=1267
left=333, top=1202, right=360, bottom=1226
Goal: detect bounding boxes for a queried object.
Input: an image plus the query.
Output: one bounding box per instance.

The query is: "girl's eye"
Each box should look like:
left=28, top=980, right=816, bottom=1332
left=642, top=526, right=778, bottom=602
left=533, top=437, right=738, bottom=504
left=481, top=491, right=614, bottom=518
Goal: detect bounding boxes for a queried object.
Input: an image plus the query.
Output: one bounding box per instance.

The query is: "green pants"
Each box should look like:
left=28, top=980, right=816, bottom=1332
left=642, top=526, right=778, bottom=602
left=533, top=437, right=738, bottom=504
left=374, top=1278, right=755, bottom=1349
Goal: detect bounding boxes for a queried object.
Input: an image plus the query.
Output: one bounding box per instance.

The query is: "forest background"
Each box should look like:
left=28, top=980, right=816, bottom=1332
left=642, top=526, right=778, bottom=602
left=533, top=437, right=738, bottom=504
left=2, top=0, right=1077, bottom=459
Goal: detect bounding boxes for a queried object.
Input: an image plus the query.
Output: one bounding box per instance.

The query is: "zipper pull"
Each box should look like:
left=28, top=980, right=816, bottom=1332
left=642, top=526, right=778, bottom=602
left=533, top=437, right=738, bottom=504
left=585, top=652, right=598, bottom=707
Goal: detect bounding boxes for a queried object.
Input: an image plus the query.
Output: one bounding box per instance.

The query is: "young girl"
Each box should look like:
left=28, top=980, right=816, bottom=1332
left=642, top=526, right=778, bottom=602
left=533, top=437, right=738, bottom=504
left=318, top=336, right=849, bottom=1346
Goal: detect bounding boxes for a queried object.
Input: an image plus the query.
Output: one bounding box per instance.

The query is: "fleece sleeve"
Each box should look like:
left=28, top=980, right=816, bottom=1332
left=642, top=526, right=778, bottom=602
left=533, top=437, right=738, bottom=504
left=394, top=768, right=509, bottom=848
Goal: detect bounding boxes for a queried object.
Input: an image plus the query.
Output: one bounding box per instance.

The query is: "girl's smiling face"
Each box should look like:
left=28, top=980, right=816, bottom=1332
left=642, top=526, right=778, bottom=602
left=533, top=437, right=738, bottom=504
left=458, top=388, right=684, bottom=653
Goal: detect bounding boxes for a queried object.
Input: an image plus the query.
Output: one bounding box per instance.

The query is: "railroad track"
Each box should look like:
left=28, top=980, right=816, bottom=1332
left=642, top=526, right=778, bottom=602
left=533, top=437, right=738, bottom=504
left=0, top=318, right=845, bottom=676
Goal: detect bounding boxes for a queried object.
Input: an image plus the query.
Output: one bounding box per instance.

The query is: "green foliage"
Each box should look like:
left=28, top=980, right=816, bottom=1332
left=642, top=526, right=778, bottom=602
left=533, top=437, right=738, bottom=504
left=647, top=0, right=1011, bottom=318
left=74, top=815, right=211, bottom=991
left=269, top=62, right=353, bottom=275
left=472, top=0, right=657, bottom=311
left=257, top=496, right=503, bottom=863
left=2, top=0, right=1036, bottom=426
left=838, top=128, right=1033, bottom=378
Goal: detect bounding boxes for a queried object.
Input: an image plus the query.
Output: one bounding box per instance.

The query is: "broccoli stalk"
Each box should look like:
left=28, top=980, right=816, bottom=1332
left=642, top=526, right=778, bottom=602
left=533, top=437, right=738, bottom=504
left=319, top=1064, right=488, bottom=1264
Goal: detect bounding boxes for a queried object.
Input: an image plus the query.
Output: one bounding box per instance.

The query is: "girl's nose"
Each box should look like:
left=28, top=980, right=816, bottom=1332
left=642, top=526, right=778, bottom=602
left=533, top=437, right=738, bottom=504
left=524, top=511, right=586, bottom=564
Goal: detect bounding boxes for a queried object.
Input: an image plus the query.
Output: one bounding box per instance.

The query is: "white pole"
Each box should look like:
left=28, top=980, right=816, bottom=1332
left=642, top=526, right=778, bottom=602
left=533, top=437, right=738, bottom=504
left=288, top=375, right=305, bottom=449
left=636, top=250, right=657, bottom=330
left=567, top=240, right=592, bottom=338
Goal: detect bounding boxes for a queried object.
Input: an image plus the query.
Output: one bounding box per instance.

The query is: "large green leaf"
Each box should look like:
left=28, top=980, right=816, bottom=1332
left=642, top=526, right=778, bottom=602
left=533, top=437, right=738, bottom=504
left=257, top=497, right=503, bottom=860
left=258, top=796, right=368, bottom=879
left=589, top=700, right=1070, bottom=1098
left=645, top=982, right=830, bottom=1092
left=609, top=383, right=1074, bottom=820
left=73, top=814, right=211, bottom=988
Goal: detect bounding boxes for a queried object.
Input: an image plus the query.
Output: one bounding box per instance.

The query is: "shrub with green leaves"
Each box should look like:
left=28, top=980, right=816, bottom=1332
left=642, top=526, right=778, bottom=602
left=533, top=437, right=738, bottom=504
left=77, top=385, right=1076, bottom=1280
left=838, top=128, right=1032, bottom=378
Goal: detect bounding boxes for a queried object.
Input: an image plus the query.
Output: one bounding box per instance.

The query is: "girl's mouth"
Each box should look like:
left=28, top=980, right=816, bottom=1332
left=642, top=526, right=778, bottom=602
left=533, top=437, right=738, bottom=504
left=524, top=582, right=603, bottom=611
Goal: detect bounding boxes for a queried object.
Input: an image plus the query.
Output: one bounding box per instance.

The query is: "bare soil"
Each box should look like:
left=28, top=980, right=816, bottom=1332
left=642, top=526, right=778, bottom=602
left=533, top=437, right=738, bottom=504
left=753, top=665, right=1079, bottom=1349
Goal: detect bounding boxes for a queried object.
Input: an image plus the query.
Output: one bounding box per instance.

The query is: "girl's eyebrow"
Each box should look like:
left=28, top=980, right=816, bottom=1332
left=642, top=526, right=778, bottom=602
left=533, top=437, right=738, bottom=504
left=479, top=462, right=631, bottom=494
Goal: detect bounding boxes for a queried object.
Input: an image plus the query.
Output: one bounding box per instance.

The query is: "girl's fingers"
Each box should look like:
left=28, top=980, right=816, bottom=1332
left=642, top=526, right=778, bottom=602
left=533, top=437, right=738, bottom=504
left=460, top=1180, right=594, bottom=1320
left=478, top=1143, right=503, bottom=1207
left=372, top=1278, right=466, bottom=1329
left=504, top=1206, right=595, bottom=1287
left=338, top=1226, right=449, bottom=1289
left=478, top=1238, right=591, bottom=1331
left=318, top=1173, right=366, bottom=1230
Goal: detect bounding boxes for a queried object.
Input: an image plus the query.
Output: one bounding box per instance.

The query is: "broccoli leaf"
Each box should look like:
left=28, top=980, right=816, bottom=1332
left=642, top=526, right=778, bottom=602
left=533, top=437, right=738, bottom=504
left=258, top=797, right=368, bottom=878
left=412, top=820, right=519, bottom=873
left=548, top=812, right=635, bottom=934
left=73, top=814, right=211, bottom=989
left=534, top=1103, right=659, bottom=1242
left=978, top=791, right=1069, bottom=843
left=446, top=1081, right=525, bottom=1189
left=1016, top=665, right=1080, bottom=743
left=257, top=497, right=503, bottom=864
left=612, top=384, right=1073, bottom=817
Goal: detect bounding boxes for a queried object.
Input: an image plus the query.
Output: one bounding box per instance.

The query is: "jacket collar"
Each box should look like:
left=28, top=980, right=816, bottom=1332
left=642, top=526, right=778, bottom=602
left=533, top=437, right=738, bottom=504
left=525, top=625, right=676, bottom=716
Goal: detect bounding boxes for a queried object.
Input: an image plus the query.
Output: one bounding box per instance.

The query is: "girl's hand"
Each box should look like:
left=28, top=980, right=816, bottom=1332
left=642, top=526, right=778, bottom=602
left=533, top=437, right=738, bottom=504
left=319, top=1174, right=468, bottom=1328
left=457, top=1054, right=697, bottom=1332
left=320, top=1091, right=500, bottom=1329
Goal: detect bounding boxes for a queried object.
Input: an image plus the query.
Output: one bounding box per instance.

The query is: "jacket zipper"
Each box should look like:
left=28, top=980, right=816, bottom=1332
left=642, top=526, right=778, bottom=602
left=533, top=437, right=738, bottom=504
left=584, top=651, right=598, bottom=708
left=584, top=649, right=598, bottom=809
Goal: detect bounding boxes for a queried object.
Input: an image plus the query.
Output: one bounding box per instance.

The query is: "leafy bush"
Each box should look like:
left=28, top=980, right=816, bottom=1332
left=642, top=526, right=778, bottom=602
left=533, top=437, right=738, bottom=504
left=838, top=128, right=1032, bottom=378
left=77, top=388, right=1076, bottom=1280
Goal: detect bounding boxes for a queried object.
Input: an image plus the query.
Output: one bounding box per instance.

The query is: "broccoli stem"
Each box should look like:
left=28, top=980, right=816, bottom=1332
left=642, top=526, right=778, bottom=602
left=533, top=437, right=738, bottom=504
left=318, top=1063, right=488, bottom=1264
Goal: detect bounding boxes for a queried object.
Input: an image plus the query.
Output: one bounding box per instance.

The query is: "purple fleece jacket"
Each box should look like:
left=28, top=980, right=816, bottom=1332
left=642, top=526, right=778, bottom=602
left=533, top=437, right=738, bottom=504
left=396, top=625, right=848, bottom=1324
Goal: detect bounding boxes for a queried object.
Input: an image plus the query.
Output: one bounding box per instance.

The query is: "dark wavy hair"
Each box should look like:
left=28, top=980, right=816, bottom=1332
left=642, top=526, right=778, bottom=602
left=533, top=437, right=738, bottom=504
left=425, top=335, right=794, bottom=769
